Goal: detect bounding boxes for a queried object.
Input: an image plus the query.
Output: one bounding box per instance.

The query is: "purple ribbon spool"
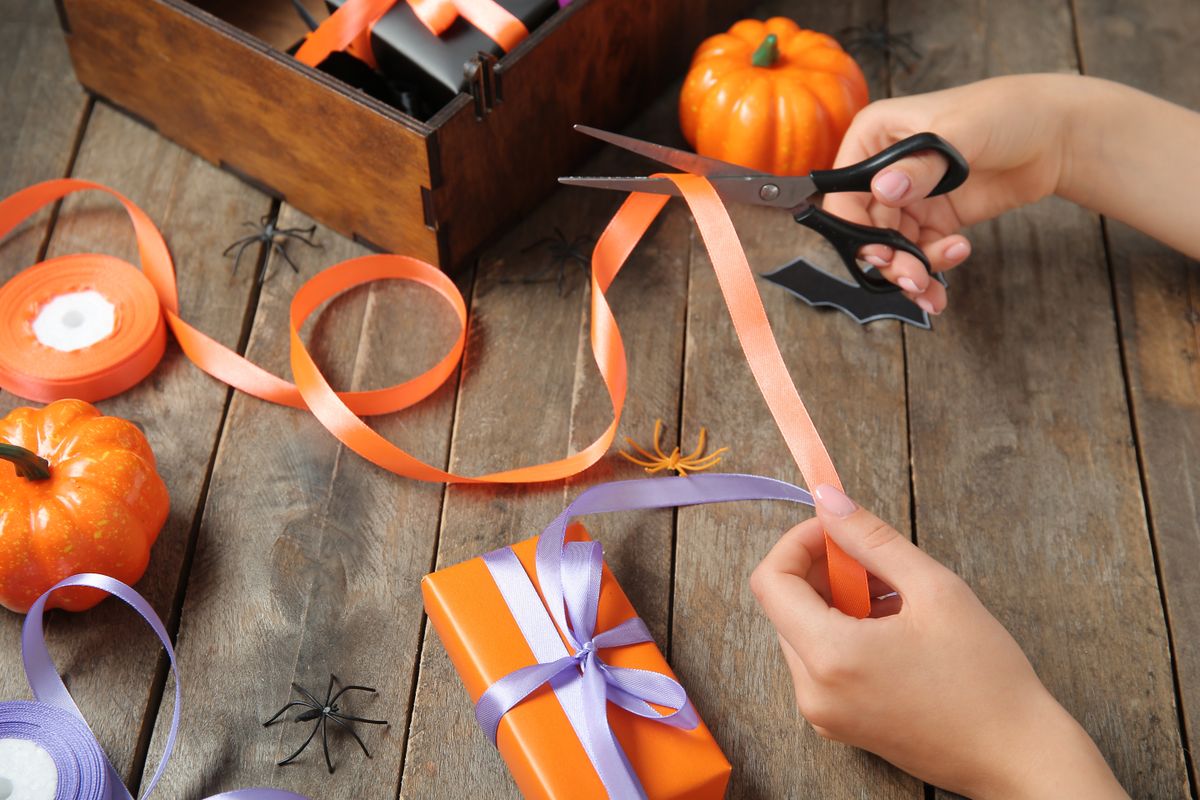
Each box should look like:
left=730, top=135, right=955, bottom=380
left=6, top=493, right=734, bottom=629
left=0, top=701, right=107, bottom=800
left=5, top=573, right=309, bottom=800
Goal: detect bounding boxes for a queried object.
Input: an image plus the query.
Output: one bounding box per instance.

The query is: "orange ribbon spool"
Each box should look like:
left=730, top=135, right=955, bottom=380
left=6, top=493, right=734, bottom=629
left=295, top=0, right=529, bottom=70
left=0, top=255, right=166, bottom=403
left=0, top=177, right=869, bottom=616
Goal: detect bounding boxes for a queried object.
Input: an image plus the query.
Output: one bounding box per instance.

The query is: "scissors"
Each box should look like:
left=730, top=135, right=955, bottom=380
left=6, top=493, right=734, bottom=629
left=560, top=125, right=969, bottom=294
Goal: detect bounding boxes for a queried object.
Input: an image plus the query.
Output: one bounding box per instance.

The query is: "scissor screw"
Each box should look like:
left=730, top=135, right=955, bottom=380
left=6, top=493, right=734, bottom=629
left=759, top=184, right=781, bottom=202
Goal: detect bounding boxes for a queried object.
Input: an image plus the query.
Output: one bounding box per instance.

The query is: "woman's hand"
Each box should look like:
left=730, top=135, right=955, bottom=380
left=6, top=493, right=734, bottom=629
left=824, top=74, right=1078, bottom=314
left=750, top=485, right=1129, bottom=799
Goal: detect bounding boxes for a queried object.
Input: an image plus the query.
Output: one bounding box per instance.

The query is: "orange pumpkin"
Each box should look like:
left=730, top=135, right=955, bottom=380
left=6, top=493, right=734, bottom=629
left=0, top=399, right=168, bottom=613
left=680, top=17, right=869, bottom=176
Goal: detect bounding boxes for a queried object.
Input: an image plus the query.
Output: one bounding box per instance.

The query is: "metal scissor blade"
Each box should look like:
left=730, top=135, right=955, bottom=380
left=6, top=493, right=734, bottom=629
left=560, top=173, right=817, bottom=209
left=573, top=125, right=761, bottom=177
left=558, top=176, right=682, bottom=195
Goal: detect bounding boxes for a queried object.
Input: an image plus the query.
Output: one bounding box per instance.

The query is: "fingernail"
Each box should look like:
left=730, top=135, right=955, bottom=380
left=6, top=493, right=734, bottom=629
left=865, top=254, right=890, bottom=268
left=814, top=484, right=857, bottom=518
left=945, top=242, right=969, bottom=261
left=916, top=297, right=935, bottom=315
left=874, top=170, right=910, bottom=202
left=898, top=276, right=920, bottom=293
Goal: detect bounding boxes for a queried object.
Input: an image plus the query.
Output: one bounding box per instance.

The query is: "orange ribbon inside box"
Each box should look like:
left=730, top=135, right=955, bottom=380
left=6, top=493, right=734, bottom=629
left=422, top=524, right=731, bottom=799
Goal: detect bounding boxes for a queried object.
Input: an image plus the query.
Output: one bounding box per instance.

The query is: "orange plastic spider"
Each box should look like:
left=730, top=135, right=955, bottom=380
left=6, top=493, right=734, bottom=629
left=619, top=419, right=729, bottom=477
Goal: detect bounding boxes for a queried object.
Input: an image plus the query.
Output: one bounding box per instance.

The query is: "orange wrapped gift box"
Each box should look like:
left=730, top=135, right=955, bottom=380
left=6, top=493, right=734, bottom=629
left=422, top=522, right=732, bottom=798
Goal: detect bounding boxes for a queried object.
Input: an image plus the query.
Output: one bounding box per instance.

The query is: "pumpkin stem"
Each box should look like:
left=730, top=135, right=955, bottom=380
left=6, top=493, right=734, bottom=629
left=751, top=33, right=780, bottom=68
left=0, top=443, right=51, bottom=481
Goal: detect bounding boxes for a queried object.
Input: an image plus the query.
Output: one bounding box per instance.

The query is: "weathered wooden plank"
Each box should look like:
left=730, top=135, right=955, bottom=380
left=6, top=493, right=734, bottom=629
left=672, top=0, right=921, bottom=795
left=0, top=0, right=88, bottom=283
left=0, top=100, right=272, bottom=784
left=1071, top=0, right=1200, bottom=782
left=892, top=0, right=1189, bottom=796
left=140, top=208, right=464, bottom=795
left=401, top=94, right=693, bottom=796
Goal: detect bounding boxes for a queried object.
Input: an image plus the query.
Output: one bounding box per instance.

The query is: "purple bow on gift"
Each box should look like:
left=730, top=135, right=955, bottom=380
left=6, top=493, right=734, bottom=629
left=473, top=473, right=817, bottom=798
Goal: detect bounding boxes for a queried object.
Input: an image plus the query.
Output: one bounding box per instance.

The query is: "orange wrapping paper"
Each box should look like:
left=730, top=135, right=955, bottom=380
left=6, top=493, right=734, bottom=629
left=421, top=524, right=731, bottom=798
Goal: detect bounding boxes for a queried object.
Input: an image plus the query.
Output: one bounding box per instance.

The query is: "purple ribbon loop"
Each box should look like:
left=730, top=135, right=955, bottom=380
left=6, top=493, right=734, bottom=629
left=473, top=473, right=816, bottom=797
left=9, top=572, right=308, bottom=800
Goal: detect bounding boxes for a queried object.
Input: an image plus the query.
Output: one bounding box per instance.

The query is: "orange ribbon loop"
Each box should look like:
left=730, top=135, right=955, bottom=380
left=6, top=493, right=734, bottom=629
left=295, top=0, right=529, bottom=68
left=0, top=178, right=634, bottom=484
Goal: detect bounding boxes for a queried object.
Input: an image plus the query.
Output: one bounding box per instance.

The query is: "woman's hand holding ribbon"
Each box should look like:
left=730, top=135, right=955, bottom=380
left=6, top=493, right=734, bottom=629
left=751, top=485, right=1129, bottom=800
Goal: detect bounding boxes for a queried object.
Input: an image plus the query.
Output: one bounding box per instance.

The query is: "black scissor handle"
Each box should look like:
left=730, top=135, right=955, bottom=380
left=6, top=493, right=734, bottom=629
left=809, top=132, right=969, bottom=198
left=794, top=205, right=931, bottom=293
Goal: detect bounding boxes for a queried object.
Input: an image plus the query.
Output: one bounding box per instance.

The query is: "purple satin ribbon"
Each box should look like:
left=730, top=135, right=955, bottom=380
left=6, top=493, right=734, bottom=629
left=6, top=572, right=309, bottom=800
left=473, top=473, right=815, bottom=797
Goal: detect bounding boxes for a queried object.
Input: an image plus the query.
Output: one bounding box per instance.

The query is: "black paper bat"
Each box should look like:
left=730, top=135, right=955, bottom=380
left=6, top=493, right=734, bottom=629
left=762, top=257, right=937, bottom=329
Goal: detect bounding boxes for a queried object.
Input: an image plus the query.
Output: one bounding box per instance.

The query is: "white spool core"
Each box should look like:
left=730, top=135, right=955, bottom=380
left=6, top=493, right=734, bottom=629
left=31, top=290, right=116, bottom=353
left=0, top=738, right=57, bottom=800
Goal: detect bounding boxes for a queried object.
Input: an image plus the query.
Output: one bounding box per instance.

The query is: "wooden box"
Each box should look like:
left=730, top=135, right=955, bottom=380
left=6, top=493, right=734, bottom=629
left=54, top=0, right=753, bottom=268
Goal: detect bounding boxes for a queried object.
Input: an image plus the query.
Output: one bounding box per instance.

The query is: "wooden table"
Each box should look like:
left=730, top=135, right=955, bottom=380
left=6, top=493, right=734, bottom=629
left=2, top=0, right=1197, bottom=797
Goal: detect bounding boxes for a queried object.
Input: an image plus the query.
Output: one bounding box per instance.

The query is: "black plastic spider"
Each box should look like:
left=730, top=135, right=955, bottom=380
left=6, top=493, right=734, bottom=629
left=223, top=214, right=320, bottom=281
left=263, top=674, right=388, bottom=774
left=503, top=227, right=594, bottom=296
left=838, top=24, right=922, bottom=76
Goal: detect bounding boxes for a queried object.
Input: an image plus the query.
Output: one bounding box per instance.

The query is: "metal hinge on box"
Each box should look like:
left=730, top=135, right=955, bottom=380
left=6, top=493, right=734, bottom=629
left=464, top=51, right=501, bottom=119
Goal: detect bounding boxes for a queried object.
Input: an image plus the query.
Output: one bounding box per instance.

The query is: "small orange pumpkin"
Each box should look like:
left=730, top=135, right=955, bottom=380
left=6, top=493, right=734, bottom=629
left=0, top=399, right=168, bottom=613
left=680, top=17, right=869, bottom=176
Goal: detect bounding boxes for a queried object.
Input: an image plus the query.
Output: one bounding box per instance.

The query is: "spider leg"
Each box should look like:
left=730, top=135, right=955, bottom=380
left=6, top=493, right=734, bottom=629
left=520, top=236, right=557, bottom=253
left=621, top=437, right=659, bottom=462
left=556, top=263, right=567, bottom=297
left=651, top=419, right=670, bottom=461
left=619, top=453, right=662, bottom=469
left=682, top=427, right=709, bottom=461
left=330, top=712, right=388, bottom=725
left=321, top=716, right=335, bottom=774
left=276, top=718, right=322, bottom=766
left=682, top=449, right=728, bottom=471
left=328, top=714, right=374, bottom=759
left=293, top=682, right=326, bottom=709
left=326, top=674, right=338, bottom=705
left=264, top=700, right=315, bottom=726
left=277, top=225, right=321, bottom=248
left=328, top=684, right=377, bottom=705
left=229, top=238, right=261, bottom=275
left=272, top=240, right=302, bottom=274
left=222, top=234, right=259, bottom=258
left=569, top=253, right=592, bottom=274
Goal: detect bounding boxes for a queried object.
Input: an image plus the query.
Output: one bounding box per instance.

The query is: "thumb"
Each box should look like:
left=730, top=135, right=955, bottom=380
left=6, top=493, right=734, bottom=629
left=870, top=150, right=951, bottom=208
left=812, top=484, right=942, bottom=594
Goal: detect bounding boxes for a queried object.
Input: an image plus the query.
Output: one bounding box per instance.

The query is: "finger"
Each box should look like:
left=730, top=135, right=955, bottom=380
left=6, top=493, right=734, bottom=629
left=909, top=279, right=947, bottom=316
left=924, top=234, right=971, bottom=274
left=870, top=151, right=951, bottom=208
left=750, top=520, right=835, bottom=654
left=812, top=484, right=945, bottom=594
left=869, top=592, right=903, bottom=618
left=876, top=248, right=933, bottom=296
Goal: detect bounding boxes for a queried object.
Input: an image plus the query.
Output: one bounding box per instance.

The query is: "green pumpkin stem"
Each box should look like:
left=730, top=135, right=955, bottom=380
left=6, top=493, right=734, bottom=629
left=0, top=443, right=51, bottom=481
left=751, top=33, right=780, bottom=68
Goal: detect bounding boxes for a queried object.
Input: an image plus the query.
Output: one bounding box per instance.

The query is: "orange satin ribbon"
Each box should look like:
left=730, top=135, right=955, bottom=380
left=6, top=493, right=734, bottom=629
left=0, top=177, right=869, bottom=615
left=295, top=0, right=528, bottom=70
left=661, top=175, right=870, bottom=618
